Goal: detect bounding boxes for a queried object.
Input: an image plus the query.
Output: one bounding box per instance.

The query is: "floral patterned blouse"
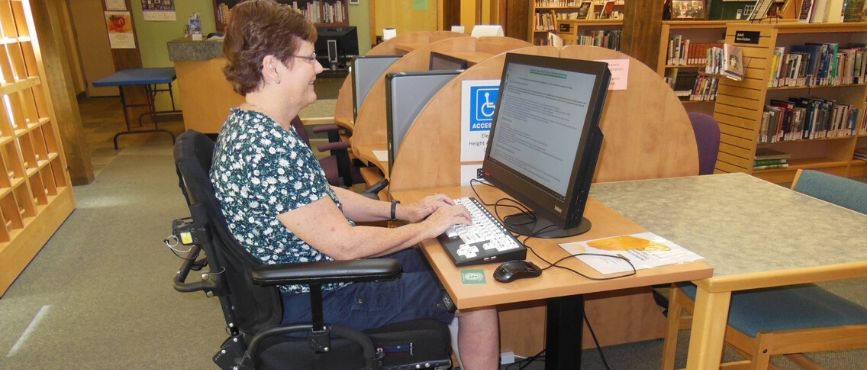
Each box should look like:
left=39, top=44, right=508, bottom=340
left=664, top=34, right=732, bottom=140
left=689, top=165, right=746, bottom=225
left=210, top=108, right=346, bottom=294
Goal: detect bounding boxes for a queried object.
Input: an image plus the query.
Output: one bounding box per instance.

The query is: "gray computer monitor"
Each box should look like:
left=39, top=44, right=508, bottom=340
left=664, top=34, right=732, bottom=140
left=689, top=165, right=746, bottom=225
left=351, top=55, right=401, bottom=119
left=385, top=70, right=461, bottom=170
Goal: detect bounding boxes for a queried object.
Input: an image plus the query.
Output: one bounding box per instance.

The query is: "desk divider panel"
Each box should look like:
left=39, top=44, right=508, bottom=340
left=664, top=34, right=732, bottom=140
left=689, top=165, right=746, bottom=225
left=350, top=36, right=531, bottom=163
left=333, top=31, right=464, bottom=129
left=388, top=45, right=697, bottom=354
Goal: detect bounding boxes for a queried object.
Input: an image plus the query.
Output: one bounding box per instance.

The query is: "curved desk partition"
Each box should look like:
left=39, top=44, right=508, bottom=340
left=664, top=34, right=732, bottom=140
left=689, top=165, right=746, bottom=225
left=333, top=31, right=465, bottom=129
left=350, top=36, right=531, bottom=175
left=389, top=45, right=698, bottom=192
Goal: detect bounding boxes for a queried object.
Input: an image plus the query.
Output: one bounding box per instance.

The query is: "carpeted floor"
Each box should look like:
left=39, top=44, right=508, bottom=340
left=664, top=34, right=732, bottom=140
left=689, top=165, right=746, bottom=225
left=0, top=136, right=223, bottom=369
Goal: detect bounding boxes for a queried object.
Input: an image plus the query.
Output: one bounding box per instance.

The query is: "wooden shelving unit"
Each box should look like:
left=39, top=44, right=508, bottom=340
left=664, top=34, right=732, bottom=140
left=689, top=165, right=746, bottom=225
left=530, top=0, right=625, bottom=45
left=550, top=18, right=624, bottom=49
left=214, top=0, right=349, bottom=32
left=0, top=0, right=75, bottom=296
left=713, top=22, right=867, bottom=183
left=656, top=20, right=737, bottom=115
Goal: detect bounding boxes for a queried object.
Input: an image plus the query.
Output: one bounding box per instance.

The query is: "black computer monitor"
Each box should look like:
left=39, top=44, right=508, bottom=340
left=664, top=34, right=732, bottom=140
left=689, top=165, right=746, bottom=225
left=386, top=70, right=461, bottom=171
left=429, top=52, right=468, bottom=71
left=351, top=55, right=402, bottom=119
left=482, top=53, right=611, bottom=238
left=315, top=26, right=359, bottom=70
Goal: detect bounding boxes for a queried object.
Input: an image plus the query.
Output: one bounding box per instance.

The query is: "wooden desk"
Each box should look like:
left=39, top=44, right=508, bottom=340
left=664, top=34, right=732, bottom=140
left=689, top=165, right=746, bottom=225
left=354, top=142, right=389, bottom=177
left=590, top=173, right=867, bottom=370
left=391, top=185, right=713, bottom=369
left=436, top=50, right=493, bottom=66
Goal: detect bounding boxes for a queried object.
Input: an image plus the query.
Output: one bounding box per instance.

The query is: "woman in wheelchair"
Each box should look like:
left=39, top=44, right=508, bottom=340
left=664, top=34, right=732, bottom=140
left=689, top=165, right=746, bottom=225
left=210, top=1, right=499, bottom=369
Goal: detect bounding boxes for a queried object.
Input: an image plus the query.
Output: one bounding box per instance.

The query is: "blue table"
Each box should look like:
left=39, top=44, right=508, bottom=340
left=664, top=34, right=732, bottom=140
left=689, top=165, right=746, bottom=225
left=93, top=67, right=181, bottom=149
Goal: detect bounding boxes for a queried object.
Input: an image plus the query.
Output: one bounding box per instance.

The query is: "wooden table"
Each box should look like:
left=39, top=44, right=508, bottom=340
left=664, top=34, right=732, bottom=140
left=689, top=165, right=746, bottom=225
left=391, top=184, right=713, bottom=370
left=590, top=173, right=867, bottom=370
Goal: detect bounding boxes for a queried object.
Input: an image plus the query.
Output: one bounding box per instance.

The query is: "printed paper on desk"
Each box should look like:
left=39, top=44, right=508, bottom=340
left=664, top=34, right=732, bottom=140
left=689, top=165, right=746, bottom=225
left=460, top=80, right=500, bottom=161
left=560, top=232, right=703, bottom=274
left=596, top=59, right=628, bottom=90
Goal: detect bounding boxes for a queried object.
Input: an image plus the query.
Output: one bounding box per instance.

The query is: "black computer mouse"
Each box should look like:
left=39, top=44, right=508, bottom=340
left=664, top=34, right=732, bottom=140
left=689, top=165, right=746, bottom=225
left=493, top=260, right=542, bottom=283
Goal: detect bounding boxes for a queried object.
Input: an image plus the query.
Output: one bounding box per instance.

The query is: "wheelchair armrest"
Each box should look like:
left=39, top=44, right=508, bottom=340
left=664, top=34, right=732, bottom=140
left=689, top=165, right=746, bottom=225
left=311, top=124, right=341, bottom=134
left=251, top=258, right=401, bottom=286
left=318, top=141, right=350, bottom=152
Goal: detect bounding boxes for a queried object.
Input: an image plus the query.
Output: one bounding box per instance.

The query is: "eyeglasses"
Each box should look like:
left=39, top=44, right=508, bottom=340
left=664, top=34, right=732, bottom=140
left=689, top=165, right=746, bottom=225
left=292, top=53, right=318, bottom=65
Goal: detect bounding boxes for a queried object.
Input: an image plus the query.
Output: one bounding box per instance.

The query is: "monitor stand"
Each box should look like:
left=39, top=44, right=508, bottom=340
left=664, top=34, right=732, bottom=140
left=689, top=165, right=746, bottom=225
left=503, top=213, right=591, bottom=239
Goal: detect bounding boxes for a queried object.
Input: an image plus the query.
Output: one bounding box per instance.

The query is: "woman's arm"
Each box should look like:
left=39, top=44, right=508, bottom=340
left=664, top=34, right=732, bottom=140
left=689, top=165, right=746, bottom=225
left=331, top=186, right=455, bottom=223
left=277, top=194, right=470, bottom=260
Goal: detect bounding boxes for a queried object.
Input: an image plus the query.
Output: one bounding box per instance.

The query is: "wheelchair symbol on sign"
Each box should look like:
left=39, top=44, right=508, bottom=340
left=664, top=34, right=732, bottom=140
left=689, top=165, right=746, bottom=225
left=470, top=86, right=499, bottom=131
left=480, top=92, right=495, bottom=118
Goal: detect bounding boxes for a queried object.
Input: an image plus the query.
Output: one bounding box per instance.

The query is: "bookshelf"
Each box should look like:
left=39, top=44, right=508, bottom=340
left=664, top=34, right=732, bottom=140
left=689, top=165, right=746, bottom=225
left=551, top=18, right=624, bottom=49
left=214, top=0, right=349, bottom=32
left=714, top=22, right=867, bottom=184
left=656, top=21, right=734, bottom=115
left=0, top=0, right=75, bottom=295
left=530, top=0, right=625, bottom=45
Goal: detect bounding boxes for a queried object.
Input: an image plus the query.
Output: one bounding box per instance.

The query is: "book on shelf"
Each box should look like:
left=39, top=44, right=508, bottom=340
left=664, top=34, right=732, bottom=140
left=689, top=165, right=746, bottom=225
left=798, top=0, right=816, bottom=22
left=768, top=43, right=867, bottom=88
left=854, top=148, right=867, bottom=160
left=548, top=32, right=564, bottom=47
left=761, top=97, right=861, bottom=143
left=577, top=1, right=592, bottom=18
left=755, top=158, right=788, bottom=166
left=844, top=0, right=866, bottom=21
left=755, top=147, right=792, bottom=161
left=722, top=43, right=744, bottom=81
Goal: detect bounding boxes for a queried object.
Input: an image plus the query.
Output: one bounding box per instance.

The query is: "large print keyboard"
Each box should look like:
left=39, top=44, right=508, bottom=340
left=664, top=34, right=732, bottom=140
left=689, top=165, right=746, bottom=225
left=436, top=197, right=527, bottom=266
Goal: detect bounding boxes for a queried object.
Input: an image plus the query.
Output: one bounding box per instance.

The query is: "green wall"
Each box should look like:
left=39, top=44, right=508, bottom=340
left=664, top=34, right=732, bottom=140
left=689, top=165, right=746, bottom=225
left=129, top=0, right=216, bottom=110
left=131, top=0, right=216, bottom=69
left=348, top=0, right=371, bottom=55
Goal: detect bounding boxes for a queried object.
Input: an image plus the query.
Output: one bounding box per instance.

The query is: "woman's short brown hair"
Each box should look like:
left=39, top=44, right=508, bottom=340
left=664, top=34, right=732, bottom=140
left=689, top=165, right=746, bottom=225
left=222, top=0, right=316, bottom=95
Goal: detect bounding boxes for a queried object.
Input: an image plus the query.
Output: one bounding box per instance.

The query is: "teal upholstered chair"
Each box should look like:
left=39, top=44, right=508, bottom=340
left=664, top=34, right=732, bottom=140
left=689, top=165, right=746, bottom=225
left=662, top=169, right=867, bottom=369
left=792, top=169, right=867, bottom=214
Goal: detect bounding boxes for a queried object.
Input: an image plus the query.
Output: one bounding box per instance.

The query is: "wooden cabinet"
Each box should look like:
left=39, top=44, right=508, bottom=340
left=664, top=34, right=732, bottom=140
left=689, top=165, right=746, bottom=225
left=214, top=0, right=349, bottom=32
left=714, top=22, right=867, bottom=183
left=0, top=0, right=75, bottom=295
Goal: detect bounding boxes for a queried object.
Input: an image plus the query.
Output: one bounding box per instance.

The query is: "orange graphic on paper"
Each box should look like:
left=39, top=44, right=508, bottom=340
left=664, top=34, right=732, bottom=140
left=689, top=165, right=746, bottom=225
left=587, top=236, right=670, bottom=252
left=106, top=13, right=132, bottom=33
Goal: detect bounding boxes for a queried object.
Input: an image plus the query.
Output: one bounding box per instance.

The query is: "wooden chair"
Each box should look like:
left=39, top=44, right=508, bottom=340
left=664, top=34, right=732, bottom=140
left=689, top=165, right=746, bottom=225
left=662, top=169, right=867, bottom=369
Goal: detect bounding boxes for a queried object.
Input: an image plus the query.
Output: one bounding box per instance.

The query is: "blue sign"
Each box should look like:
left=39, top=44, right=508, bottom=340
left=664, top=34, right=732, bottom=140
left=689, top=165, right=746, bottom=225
left=469, top=86, right=498, bottom=132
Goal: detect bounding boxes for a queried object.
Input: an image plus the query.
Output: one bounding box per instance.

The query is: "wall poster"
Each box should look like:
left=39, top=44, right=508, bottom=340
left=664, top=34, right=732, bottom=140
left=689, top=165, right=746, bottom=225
left=104, top=11, right=135, bottom=49
left=143, top=0, right=177, bottom=21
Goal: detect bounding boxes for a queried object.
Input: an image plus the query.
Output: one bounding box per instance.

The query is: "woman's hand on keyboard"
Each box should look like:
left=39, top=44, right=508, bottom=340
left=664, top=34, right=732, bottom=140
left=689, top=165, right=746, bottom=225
left=422, top=204, right=471, bottom=239
left=402, top=194, right=456, bottom=223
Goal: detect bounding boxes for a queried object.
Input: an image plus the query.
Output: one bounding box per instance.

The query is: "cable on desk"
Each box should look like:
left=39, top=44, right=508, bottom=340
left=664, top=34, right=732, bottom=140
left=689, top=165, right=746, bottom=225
left=470, top=178, right=638, bottom=280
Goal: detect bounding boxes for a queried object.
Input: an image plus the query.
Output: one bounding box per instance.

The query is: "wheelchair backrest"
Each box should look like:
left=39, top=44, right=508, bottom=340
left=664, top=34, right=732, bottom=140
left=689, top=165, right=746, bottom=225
left=173, top=130, right=284, bottom=336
